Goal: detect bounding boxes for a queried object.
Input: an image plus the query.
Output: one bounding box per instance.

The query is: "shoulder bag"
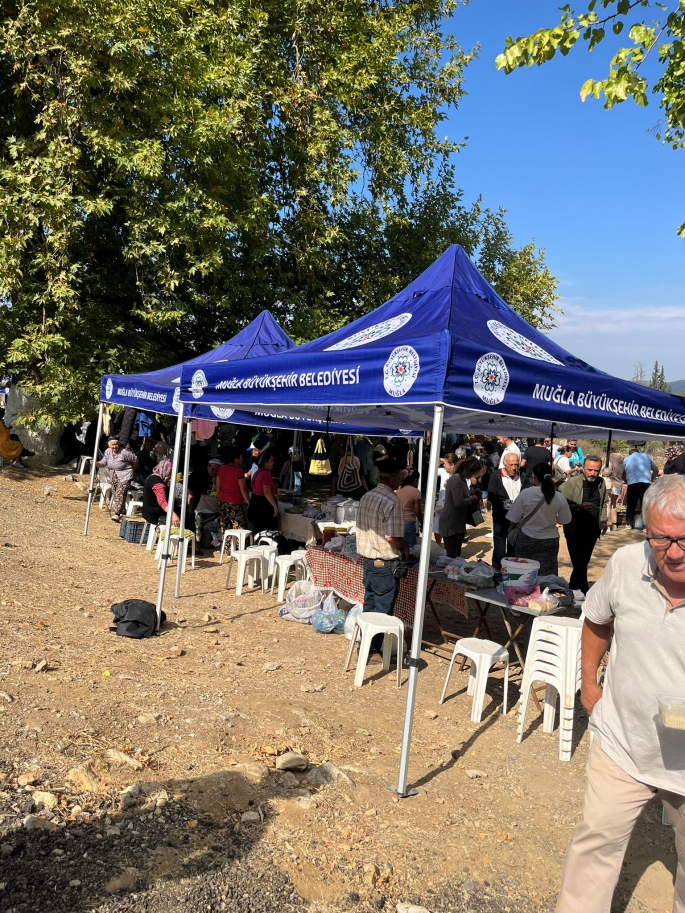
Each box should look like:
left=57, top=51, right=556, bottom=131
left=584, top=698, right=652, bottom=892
left=506, top=494, right=547, bottom=551
left=336, top=437, right=362, bottom=493
left=309, top=437, right=331, bottom=476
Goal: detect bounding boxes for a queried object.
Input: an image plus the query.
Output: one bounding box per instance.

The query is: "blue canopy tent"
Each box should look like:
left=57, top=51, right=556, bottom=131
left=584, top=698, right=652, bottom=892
left=178, top=244, right=685, bottom=796
left=90, top=311, right=419, bottom=612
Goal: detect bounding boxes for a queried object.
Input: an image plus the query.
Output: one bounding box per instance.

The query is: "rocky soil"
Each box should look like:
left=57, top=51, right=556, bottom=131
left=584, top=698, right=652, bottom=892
left=0, top=465, right=676, bottom=913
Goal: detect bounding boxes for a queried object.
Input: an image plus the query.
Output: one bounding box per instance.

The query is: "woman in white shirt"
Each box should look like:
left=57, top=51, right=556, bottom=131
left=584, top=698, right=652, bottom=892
left=506, top=462, right=572, bottom=576
left=433, top=453, right=457, bottom=545
left=554, top=444, right=579, bottom=478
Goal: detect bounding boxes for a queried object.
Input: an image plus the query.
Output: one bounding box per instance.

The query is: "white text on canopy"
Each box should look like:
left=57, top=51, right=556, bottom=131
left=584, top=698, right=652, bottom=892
left=215, top=367, right=361, bottom=392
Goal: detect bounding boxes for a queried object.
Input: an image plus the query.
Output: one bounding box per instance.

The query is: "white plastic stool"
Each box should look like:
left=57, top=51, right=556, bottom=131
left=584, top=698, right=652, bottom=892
left=219, top=528, right=253, bottom=564
left=439, top=637, right=509, bottom=722
left=343, top=612, right=405, bottom=688
left=517, top=616, right=582, bottom=761
left=247, top=544, right=278, bottom=584
left=156, top=530, right=196, bottom=574
left=225, top=549, right=267, bottom=596
left=290, top=549, right=309, bottom=579
left=271, top=555, right=306, bottom=603
left=146, top=524, right=160, bottom=552
left=126, top=499, right=143, bottom=517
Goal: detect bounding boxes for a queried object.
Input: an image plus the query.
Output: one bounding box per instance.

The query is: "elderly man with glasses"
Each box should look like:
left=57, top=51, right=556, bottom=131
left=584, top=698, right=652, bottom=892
left=556, top=474, right=685, bottom=913
left=487, top=451, right=529, bottom=571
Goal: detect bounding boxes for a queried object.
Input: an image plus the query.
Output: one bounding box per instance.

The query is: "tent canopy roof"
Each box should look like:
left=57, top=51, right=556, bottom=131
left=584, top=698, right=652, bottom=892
left=180, top=246, right=685, bottom=440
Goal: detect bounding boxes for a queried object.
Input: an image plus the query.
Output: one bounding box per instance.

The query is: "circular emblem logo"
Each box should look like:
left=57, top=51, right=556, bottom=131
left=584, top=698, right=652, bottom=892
left=473, top=352, right=509, bottom=406
left=383, top=345, right=420, bottom=398
left=211, top=406, right=235, bottom=420
left=399, top=428, right=413, bottom=435
left=487, top=320, right=563, bottom=365
left=190, top=370, right=208, bottom=400
left=325, top=313, right=412, bottom=351
left=104, top=378, right=113, bottom=401
left=172, top=386, right=181, bottom=414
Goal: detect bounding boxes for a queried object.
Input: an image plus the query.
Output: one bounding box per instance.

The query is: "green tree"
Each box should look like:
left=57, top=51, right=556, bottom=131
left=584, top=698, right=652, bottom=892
left=496, top=1, right=685, bottom=234
left=649, top=359, right=672, bottom=391
left=0, top=0, right=559, bottom=424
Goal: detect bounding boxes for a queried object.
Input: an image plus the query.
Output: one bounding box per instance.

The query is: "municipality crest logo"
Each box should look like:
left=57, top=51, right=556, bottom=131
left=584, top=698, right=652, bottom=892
left=473, top=352, right=509, bottom=406
left=105, top=378, right=113, bottom=401
left=172, top=387, right=181, bottom=413
left=190, top=370, right=208, bottom=400
left=487, top=320, right=563, bottom=366
left=326, top=313, right=412, bottom=351
left=211, top=406, right=235, bottom=420
left=383, top=345, right=420, bottom=398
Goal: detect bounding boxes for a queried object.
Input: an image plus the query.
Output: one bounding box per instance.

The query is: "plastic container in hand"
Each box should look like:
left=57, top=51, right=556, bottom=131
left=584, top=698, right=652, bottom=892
left=658, top=695, right=685, bottom=730
left=501, top=557, right=540, bottom=587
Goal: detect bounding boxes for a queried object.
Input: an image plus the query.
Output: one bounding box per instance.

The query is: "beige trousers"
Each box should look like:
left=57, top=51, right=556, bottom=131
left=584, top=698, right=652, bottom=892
left=556, top=740, right=685, bottom=913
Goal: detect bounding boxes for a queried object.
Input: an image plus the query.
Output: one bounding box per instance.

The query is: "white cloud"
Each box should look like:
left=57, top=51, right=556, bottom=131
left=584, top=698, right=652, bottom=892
left=549, top=297, right=685, bottom=381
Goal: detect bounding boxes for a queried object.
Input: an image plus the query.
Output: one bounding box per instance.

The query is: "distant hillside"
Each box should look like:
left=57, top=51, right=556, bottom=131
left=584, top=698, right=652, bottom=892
left=668, top=379, right=685, bottom=395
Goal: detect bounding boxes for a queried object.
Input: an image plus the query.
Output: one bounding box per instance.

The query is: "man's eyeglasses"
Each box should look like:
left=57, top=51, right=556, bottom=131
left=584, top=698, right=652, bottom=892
left=646, top=536, right=685, bottom=552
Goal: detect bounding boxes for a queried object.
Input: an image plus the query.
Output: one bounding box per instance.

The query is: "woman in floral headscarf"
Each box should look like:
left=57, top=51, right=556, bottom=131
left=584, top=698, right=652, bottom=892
left=142, top=460, right=179, bottom=528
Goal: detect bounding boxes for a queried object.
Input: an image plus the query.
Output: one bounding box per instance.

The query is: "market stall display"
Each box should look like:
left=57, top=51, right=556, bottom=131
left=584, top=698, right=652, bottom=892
left=306, top=546, right=474, bottom=648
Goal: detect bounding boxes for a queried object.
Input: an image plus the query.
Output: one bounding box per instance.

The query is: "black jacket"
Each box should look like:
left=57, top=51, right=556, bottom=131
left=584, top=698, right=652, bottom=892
left=439, top=474, right=474, bottom=537
left=487, top=470, right=530, bottom=524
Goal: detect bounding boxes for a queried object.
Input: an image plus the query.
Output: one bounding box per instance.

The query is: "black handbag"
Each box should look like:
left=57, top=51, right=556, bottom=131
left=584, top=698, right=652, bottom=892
left=467, top=505, right=484, bottom=527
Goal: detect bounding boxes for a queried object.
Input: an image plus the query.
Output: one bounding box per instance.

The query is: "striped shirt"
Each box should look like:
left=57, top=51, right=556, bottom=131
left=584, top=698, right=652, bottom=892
left=356, top=484, right=405, bottom=561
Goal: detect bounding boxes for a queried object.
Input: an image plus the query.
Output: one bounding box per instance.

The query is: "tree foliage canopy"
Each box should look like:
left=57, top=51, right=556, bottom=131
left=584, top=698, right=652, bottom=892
left=496, top=1, right=685, bottom=234
left=0, top=0, right=559, bottom=424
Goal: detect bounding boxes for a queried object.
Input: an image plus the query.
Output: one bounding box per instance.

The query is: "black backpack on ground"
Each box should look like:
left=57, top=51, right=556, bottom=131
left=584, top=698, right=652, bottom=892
left=111, top=599, right=165, bottom=638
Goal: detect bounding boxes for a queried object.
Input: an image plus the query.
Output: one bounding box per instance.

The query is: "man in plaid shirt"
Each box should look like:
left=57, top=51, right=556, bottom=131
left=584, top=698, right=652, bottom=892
left=356, top=461, right=410, bottom=663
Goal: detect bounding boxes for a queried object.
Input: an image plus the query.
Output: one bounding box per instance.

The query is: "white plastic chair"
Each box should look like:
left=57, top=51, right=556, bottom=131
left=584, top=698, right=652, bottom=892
left=271, top=555, right=306, bottom=603
left=77, top=455, right=92, bottom=475
left=517, top=616, right=582, bottom=761
left=219, top=528, right=253, bottom=564
left=344, top=612, right=405, bottom=688
left=439, top=637, right=509, bottom=722
left=125, top=499, right=143, bottom=517
left=224, top=549, right=268, bottom=596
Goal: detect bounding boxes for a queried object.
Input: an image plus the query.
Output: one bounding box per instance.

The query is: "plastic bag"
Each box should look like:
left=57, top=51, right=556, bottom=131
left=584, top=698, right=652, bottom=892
left=459, top=564, right=495, bottom=588
left=279, top=580, right=322, bottom=623
left=528, top=587, right=560, bottom=614
left=503, top=584, right=540, bottom=607
left=324, top=536, right=344, bottom=552
left=311, top=593, right=346, bottom=634
left=344, top=603, right=363, bottom=641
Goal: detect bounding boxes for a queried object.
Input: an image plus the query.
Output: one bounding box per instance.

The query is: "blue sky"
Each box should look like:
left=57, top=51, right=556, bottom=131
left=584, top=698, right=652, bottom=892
left=444, top=1, right=685, bottom=381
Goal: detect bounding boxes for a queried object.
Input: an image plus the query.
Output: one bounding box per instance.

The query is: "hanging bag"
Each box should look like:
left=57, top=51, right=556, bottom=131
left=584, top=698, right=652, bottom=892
left=336, top=437, right=362, bottom=493
left=309, top=437, right=331, bottom=476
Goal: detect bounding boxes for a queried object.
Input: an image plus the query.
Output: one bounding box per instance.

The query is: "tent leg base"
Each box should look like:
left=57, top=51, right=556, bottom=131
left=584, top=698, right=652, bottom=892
left=389, top=786, right=419, bottom=799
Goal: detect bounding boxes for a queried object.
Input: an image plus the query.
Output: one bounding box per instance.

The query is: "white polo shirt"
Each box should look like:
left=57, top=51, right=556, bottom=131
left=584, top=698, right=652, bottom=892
left=585, top=540, right=685, bottom=793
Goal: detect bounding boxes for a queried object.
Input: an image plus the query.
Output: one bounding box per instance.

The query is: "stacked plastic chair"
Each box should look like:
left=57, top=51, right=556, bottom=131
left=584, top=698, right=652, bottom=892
left=517, top=616, right=583, bottom=762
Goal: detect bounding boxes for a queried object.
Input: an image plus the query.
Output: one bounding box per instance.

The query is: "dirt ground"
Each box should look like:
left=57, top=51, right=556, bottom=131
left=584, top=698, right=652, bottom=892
left=0, top=465, right=677, bottom=913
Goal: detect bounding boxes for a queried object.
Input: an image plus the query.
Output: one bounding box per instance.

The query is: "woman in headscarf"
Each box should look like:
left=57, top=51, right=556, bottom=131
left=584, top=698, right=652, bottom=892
left=247, top=451, right=278, bottom=536
left=96, top=437, right=137, bottom=522
left=142, top=460, right=179, bottom=528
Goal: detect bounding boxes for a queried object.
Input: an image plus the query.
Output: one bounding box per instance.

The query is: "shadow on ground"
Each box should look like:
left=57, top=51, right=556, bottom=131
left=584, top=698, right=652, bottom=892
left=0, top=767, right=310, bottom=913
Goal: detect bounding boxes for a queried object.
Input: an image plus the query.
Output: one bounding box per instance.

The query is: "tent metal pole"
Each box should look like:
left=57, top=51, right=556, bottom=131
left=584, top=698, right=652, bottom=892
left=550, top=422, right=556, bottom=461
left=289, top=430, right=296, bottom=492
left=396, top=403, right=445, bottom=798
left=417, top=435, right=424, bottom=496
left=155, top=406, right=185, bottom=629
left=174, top=418, right=193, bottom=599
left=605, top=430, right=612, bottom=468
left=82, top=403, right=104, bottom=537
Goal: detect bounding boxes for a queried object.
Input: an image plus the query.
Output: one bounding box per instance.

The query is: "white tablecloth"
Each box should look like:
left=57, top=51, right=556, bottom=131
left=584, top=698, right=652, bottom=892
left=279, top=512, right=319, bottom=546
